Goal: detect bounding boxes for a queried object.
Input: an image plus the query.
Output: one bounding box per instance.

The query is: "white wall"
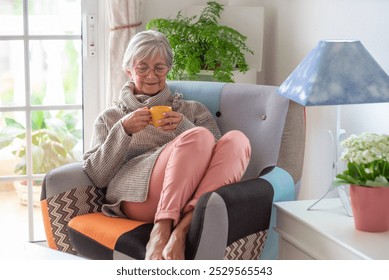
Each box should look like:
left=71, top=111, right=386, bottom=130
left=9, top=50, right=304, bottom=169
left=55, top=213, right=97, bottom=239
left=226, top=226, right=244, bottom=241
left=142, top=0, right=389, bottom=200
left=267, top=0, right=389, bottom=199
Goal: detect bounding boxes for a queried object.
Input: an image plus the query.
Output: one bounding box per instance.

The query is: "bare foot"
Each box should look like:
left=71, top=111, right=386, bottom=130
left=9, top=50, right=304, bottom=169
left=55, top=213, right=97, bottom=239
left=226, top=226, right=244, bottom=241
left=162, top=211, right=193, bottom=260
left=162, top=229, right=186, bottom=260
left=145, top=219, right=172, bottom=260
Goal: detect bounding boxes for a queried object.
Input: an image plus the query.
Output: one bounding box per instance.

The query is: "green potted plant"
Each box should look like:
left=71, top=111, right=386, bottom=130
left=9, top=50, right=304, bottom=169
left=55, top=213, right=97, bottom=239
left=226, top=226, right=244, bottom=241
left=146, top=1, right=254, bottom=82
left=0, top=111, right=82, bottom=206
left=334, top=132, right=389, bottom=232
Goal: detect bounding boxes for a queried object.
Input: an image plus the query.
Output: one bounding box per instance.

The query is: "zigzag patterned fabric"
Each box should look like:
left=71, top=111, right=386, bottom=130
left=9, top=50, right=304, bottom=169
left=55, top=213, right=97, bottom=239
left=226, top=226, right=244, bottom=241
left=224, top=230, right=268, bottom=260
left=44, top=186, right=105, bottom=254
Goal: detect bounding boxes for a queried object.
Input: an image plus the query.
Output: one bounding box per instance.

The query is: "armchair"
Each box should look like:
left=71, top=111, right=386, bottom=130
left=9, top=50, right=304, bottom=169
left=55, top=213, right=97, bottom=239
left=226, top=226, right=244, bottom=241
left=41, top=81, right=305, bottom=260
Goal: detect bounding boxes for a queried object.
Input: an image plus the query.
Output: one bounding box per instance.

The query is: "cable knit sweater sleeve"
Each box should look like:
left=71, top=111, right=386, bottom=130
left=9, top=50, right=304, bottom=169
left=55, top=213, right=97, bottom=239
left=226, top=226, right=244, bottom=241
left=82, top=108, right=132, bottom=188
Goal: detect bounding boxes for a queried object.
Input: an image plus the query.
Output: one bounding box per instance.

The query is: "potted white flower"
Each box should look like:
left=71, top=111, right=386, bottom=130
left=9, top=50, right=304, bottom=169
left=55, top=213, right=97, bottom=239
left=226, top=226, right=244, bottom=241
left=334, top=132, right=389, bottom=232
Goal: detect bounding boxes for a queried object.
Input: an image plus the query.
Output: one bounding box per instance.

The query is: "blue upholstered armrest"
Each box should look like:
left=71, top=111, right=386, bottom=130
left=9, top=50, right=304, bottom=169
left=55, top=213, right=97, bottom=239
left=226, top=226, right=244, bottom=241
left=258, top=166, right=295, bottom=260
left=259, top=166, right=295, bottom=203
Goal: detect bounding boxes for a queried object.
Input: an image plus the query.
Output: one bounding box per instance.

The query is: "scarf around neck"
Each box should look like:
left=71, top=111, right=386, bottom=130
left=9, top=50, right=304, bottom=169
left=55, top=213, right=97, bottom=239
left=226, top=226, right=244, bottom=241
left=115, top=81, right=177, bottom=113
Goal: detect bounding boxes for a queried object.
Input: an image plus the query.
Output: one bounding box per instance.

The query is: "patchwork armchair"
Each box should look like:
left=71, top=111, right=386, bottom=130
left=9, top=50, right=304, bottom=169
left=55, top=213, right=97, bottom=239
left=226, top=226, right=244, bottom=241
left=40, top=80, right=305, bottom=260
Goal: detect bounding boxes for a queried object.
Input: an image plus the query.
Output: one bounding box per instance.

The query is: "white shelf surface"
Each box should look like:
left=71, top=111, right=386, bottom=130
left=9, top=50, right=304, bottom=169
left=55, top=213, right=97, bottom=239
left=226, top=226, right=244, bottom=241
left=274, top=198, right=389, bottom=260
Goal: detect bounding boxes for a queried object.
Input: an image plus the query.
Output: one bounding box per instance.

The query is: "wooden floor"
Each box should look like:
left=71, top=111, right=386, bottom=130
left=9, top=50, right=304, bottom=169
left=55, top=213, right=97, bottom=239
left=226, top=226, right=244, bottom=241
left=0, top=187, right=46, bottom=259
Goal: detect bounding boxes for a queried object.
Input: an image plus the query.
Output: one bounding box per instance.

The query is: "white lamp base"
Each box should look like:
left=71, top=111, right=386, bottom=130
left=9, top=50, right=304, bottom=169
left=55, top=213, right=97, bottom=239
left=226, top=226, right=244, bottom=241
left=307, top=105, right=353, bottom=217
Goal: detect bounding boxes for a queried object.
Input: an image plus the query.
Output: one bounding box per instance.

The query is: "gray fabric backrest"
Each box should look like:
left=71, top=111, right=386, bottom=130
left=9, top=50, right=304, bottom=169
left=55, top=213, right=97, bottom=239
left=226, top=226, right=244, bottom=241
left=168, top=81, right=305, bottom=184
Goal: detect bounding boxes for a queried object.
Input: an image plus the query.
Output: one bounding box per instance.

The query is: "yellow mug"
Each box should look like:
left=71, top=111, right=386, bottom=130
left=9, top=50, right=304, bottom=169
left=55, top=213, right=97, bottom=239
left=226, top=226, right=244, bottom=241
left=149, top=106, right=172, bottom=127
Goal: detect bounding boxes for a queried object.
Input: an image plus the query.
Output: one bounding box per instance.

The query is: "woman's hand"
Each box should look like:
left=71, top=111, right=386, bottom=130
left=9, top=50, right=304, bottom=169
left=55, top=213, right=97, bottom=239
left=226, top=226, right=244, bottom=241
left=121, top=107, right=151, bottom=135
left=158, top=111, right=183, bottom=132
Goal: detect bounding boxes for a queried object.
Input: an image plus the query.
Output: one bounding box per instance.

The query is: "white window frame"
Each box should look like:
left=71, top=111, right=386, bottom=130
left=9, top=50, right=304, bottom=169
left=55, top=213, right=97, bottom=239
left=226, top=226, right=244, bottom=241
left=83, top=0, right=108, bottom=149
left=0, top=0, right=106, bottom=241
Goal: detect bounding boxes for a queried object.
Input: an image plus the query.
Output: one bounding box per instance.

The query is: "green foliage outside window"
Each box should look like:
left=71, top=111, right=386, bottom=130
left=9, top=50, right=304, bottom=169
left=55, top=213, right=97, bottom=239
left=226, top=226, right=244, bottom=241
left=0, top=109, right=82, bottom=176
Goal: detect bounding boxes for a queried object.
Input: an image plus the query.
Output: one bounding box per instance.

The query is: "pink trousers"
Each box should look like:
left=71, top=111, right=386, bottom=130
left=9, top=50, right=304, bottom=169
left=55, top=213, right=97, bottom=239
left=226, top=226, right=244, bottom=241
left=121, top=127, right=251, bottom=226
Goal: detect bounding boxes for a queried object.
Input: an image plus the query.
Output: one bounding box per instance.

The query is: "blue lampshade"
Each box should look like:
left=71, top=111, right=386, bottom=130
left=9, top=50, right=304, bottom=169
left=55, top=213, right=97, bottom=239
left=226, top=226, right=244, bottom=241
left=277, top=40, right=389, bottom=106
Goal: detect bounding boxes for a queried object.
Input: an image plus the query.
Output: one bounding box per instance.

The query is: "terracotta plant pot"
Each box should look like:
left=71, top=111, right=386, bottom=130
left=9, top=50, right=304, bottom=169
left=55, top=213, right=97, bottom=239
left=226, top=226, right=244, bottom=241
left=350, top=184, right=389, bottom=232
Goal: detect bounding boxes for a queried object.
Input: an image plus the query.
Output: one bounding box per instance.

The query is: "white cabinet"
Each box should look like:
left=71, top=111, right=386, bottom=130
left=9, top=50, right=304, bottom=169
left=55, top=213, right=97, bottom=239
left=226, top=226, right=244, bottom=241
left=274, top=199, right=389, bottom=260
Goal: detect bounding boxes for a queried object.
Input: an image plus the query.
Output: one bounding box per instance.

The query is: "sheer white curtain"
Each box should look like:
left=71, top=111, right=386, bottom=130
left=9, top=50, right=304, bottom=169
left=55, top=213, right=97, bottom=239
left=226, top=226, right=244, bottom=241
left=106, top=0, right=144, bottom=105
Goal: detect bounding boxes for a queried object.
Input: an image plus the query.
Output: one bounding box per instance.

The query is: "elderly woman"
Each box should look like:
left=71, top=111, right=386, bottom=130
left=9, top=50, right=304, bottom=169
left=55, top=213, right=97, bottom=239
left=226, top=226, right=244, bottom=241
left=83, top=30, right=251, bottom=260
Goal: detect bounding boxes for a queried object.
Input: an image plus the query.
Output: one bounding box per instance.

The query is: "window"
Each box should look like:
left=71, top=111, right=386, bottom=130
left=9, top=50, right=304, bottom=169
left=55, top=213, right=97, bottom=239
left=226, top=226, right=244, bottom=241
left=0, top=0, right=102, bottom=242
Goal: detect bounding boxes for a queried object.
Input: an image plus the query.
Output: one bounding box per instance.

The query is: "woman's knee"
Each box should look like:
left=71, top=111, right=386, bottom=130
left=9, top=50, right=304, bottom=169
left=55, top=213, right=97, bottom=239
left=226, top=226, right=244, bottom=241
left=220, top=130, right=250, bottom=148
left=179, top=127, right=215, bottom=152
left=220, top=130, right=251, bottom=156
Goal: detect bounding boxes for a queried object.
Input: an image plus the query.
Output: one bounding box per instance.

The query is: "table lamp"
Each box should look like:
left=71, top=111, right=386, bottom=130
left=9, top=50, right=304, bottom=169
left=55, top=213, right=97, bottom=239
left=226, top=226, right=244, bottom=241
left=276, top=40, right=389, bottom=215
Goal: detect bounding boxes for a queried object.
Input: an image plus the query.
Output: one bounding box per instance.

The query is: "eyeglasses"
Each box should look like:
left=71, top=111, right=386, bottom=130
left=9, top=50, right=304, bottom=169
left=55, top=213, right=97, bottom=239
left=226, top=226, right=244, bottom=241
left=134, top=64, right=170, bottom=77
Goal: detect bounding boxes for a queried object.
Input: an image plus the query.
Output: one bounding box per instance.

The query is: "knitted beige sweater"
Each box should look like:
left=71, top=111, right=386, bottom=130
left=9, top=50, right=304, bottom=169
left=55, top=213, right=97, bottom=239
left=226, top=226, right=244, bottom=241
left=83, top=82, right=221, bottom=217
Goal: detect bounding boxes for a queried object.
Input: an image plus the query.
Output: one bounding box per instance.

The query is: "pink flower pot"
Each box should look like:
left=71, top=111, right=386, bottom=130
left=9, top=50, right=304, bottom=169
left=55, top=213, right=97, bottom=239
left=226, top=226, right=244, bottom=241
left=350, top=184, right=389, bottom=232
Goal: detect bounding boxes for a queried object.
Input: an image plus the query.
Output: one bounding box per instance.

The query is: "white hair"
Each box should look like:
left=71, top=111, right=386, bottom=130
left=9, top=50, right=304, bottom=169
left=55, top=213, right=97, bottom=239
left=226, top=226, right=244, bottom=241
left=122, top=30, right=173, bottom=71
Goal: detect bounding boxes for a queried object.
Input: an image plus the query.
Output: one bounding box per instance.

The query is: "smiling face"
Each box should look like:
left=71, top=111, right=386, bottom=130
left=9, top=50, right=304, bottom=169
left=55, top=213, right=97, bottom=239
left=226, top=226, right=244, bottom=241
left=126, top=54, right=169, bottom=96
